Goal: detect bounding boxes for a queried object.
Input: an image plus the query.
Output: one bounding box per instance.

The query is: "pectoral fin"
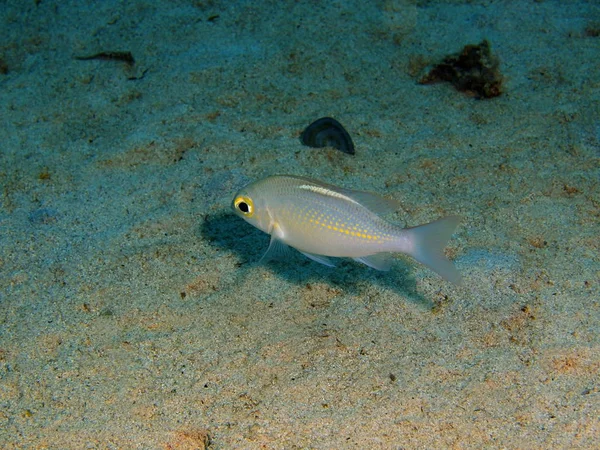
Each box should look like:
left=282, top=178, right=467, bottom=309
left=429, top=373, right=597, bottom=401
left=260, top=236, right=292, bottom=263
left=261, top=238, right=336, bottom=268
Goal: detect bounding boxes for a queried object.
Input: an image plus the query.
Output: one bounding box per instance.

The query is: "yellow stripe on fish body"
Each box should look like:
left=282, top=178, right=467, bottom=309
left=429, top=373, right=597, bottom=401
left=231, top=175, right=462, bottom=284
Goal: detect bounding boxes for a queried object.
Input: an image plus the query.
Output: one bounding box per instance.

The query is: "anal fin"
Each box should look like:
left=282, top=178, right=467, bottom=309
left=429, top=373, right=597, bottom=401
left=299, top=251, right=336, bottom=267
left=353, top=253, right=393, bottom=271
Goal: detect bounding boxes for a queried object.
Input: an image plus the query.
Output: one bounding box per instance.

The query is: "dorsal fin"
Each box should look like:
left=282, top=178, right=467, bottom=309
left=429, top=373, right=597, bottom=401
left=335, top=188, right=400, bottom=215
left=289, top=175, right=401, bottom=215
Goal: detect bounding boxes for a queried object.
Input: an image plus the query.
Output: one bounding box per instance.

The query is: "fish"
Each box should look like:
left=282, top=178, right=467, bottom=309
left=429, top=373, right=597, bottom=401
left=231, top=175, right=462, bottom=284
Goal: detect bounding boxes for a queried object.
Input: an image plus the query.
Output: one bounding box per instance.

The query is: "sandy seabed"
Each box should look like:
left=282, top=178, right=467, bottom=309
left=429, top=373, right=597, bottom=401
left=1, top=0, right=599, bottom=448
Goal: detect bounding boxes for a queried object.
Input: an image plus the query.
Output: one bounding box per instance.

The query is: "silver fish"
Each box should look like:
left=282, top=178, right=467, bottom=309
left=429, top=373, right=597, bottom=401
left=232, top=175, right=462, bottom=284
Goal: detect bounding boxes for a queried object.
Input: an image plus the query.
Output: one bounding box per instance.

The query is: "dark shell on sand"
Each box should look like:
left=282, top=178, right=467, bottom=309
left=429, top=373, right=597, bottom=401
left=300, top=117, right=355, bottom=155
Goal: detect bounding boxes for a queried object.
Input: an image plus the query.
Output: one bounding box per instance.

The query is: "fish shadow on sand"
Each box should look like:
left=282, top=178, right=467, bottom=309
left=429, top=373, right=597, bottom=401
left=201, top=212, right=433, bottom=308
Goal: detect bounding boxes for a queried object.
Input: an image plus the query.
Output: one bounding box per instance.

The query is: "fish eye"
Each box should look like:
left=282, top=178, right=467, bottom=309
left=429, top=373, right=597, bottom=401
left=234, top=196, right=254, bottom=217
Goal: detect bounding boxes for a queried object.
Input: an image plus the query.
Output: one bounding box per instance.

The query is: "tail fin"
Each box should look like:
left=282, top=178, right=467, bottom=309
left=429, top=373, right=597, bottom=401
left=403, top=215, right=462, bottom=284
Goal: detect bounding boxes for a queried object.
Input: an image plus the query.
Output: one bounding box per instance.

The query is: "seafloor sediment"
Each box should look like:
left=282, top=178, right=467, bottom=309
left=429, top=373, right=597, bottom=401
left=0, top=1, right=598, bottom=448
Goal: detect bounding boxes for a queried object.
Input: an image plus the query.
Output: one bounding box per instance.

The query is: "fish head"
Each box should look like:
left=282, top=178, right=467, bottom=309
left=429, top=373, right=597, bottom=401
left=231, top=182, right=272, bottom=234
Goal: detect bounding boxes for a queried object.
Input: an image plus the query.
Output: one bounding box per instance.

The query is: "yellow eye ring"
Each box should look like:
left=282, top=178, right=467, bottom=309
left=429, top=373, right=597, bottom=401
left=234, top=196, right=254, bottom=217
